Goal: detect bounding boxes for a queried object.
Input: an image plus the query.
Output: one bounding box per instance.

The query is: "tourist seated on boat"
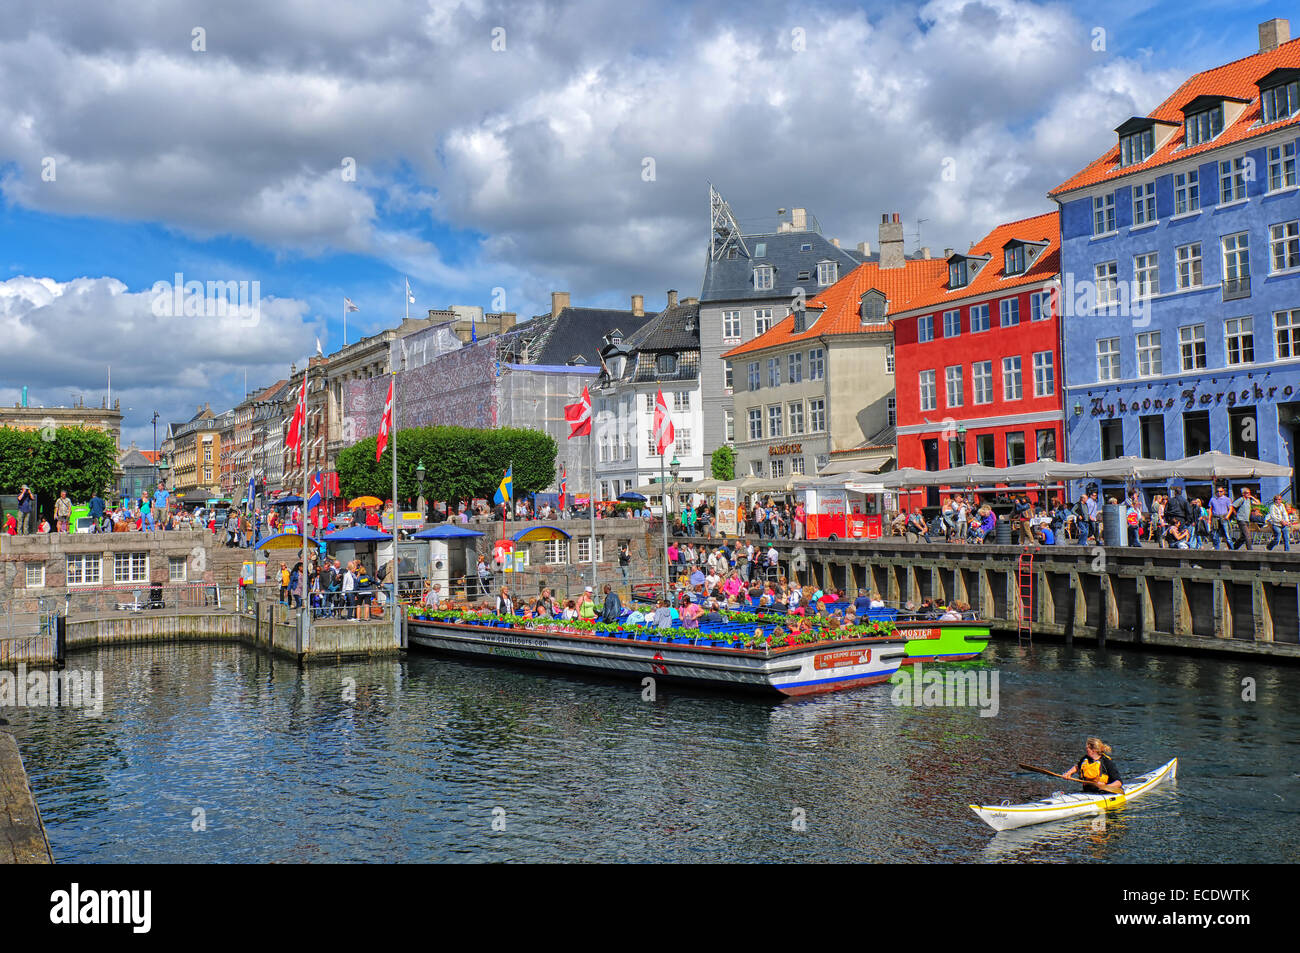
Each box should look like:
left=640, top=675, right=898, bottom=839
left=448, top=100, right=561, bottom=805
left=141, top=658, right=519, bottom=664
left=820, top=587, right=839, bottom=606
left=867, top=591, right=885, bottom=609
left=681, top=600, right=704, bottom=627
left=422, top=583, right=443, bottom=607
left=938, top=604, right=961, bottom=621
left=495, top=588, right=515, bottom=616
left=700, top=600, right=725, bottom=624
left=956, top=601, right=977, bottom=621
left=561, top=600, right=577, bottom=620
left=844, top=608, right=858, bottom=626
left=625, top=608, right=646, bottom=626
left=652, top=600, right=674, bottom=629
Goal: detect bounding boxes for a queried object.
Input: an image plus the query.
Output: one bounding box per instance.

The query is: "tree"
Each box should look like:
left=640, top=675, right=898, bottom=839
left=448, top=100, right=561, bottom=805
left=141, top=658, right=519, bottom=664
left=0, top=426, right=117, bottom=516
left=710, top=444, right=736, bottom=481
left=337, top=425, right=557, bottom=505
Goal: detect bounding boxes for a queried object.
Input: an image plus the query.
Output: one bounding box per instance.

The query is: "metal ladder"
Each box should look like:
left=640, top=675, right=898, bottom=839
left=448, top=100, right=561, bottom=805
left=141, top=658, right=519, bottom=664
left=1016, top=551, right=1035, bottom=643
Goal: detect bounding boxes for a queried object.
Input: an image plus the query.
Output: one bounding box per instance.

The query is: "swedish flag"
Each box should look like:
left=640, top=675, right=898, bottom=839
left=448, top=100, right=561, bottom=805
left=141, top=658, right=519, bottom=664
left=494, top=466, right=513, bottom=505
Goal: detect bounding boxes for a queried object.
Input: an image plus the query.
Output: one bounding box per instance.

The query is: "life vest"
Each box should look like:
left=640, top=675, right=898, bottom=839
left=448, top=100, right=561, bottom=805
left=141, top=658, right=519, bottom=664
left=1080, top=757, right=1109, bottom=784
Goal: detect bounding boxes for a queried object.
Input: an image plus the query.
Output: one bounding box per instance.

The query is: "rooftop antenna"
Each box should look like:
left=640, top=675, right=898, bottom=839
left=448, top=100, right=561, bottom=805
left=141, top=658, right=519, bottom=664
left=913, top=219, right=928, bottom=252
left=709, top=182, right=750, bottom=261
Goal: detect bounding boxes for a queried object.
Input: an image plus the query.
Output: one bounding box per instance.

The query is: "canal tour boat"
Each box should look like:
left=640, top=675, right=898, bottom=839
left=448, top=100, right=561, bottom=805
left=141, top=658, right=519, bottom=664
left=970, top=758, right=1179, bottom=831
left=405, top=609, right=935, bottom=696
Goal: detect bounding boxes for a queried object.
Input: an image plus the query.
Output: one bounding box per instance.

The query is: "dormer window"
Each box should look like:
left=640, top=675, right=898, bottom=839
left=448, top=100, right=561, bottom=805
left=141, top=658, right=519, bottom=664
left=949, top=259, right=969, bottom=288
left=1259, top=69, right=1300, bottom=123
left=816, top=261, right=838, bottom=286
left=657, top=353, right=678, bottom=375
left=792, top=309, right=806, bottom=334
left=1185, top=105, right=1223, bottom=146
left=859, top=289, right=887, bottom=325
left=754, top=242, right=767, bottom=257
left=1004, top=245, right=1026, bottom=276
left=800, top=243, right=812, bottom=252
left=754, top=265, right=774, bottom=291
left=1120, top=127, right=1154, bottom=166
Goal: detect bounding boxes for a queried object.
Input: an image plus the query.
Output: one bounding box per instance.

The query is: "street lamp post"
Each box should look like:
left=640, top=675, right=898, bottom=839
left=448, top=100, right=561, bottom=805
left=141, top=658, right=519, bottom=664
left=416, top=459, right=426, bottom=521
left=151, top=411, right=161, bottom=491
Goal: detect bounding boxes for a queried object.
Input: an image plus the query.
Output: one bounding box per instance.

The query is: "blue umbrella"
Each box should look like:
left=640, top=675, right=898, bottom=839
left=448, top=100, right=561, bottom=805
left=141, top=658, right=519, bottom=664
left=272, top=495, right=304, bottom=505
left=323, top=526, right=393, bottom=542
left=413, top=525, right=485, bottom=539
left=618, top=491, right=648, bottom=502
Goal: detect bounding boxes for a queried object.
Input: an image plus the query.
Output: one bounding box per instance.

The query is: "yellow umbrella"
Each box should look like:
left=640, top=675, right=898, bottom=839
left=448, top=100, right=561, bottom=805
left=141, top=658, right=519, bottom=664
left=348, top=495, right=383, bottom=508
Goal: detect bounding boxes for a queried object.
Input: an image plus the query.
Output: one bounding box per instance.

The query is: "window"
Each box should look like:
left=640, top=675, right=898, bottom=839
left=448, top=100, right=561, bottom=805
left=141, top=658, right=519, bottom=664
left=800, top=242, right=812, bottom=252
left=972, top=361, right=993, bottom=404
left=1033, top=351, right=1054, bottom=397
left=1219, top=157, right=1247, bottom=204
left=770, top=458, right=785, bottom=479
left=1269, top=143, right=1297, bottom=191
left=1184, top=411, right=1211, bottom=455
left=544, top=540, right=569, bottom=565
left=1221, top=232, right=1251, bottom=299
left=754, top=265, right=774, bottom=291
left=1036, top=428, right=1057, bottom=461
left=945, top=365, right=964, bottom=408
left=1030, top=290, right=1052, bottom=322
left=754, top=308, right=773, bottom=335
left=676, top=428, right=692, bottom=453
left=1134, top=252, right=1159, bottom=297
left=949, top=259, right=969, bottom=288
left=673, top=390, right=690, bottom=412
left=1263, top=80, right=1300, bottom=123
left=1100, top=419, right=1124, bottom=460
left=976, top=434, right=995, bottom=467
left=1174, top=170, right=1200, bottom=215
left=25, top=564, right=44, bottom=588
left=1095, top=261, right=1119, bottom=307
left=1093, top=193, right=1116, bottom=235
left=808, top=347, right=825, bottom=380
left=724, top=410, right=734, bottom=442
left=1140, top=415, right=1166, bottom=460
left=169, top=556, right=187, bottom=582
left=1176, top=243, right=1203, bottom=289
left=203, top=446, right=212, bottom=463
left=919, top=370, right=936, bottom=411
left=749, top=460, right=764, bottom=477
left=817, top=261, right=838, bottom=285
left=1002, top=356, right=1022, bottom=400
left=1133, top=181, right=1156, bottom=225
left=887, top=397, right=896, bottom=426
left=645, top=392, right=656, bottom=412
left=970, top=303, right=990, bottom=332
left=1005, top=431, right=1026, bottom=467
left=1229, top=407, right=1259, bottom=459
left=917, top=314, right=934, bottom=342
left=722, top=310, right=741, bottom=340
left=1225, top=317, right=1254, bottom=365
left=948, top=436, right=966, bottom=468
left=1136, top=331, right=1162, bottom=377
left=1275, top=310, right=1300, bottom=359
left=1004, top=245, right=1026, bottom=275
left=66, top=554, right=101, bottom=586
left=788, top=401, right=804, bottom=434
left=1179, top=324, right=1207, bottom=370
left=1186, top=105, right=1224, bottom=146
left=1000, top=298, right=1019, bottom=327
left=787, top=351, right=802, bottom=383
left=767, top=405, right=783, bottom=438
left=1120, top=127, right=1154, bottom=166
left=724, top=361, right=733, bottom=390
left=943, top=309, right=961, bottom=337
left=790, top=457, right=805, bottom=475
left=748, top=408, right=762, bottom=441
left=646, top=429, right=658, bottom=456
left=808, top=398, right=826, bottom=432
left=748, top=362, right=760, bottom=391
left=767, top=358, right=781, bottom=388
left=113, top=552, right=148, bottom=584
left=1271, top=221, right=1300, bottom=272
left=885, top=343, right=895, bottom=373
left=657, top=354, right=678, bottom=375
left=1097, top=338, right=1121, bottom=381
left=577, top=537, right=604, bottom=563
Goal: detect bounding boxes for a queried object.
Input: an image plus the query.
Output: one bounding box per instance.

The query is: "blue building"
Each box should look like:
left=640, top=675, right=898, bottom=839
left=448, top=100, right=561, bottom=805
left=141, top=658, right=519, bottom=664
left=1052, top=18, right=1300, bottom=501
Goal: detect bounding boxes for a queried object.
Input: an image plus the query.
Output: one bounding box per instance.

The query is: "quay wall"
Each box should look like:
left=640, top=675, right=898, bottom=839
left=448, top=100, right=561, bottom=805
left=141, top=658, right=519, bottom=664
left=0, top=731, right=53, bottom=864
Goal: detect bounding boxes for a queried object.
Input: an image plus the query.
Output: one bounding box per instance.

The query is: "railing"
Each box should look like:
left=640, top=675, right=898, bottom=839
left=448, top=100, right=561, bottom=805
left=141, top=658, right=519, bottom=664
left=62, top=581, right=229, bottom=618
left=0, top=597, right=60, bottom=665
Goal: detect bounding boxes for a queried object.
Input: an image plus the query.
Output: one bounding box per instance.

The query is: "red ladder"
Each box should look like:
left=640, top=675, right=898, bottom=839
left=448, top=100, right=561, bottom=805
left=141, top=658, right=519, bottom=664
left=1016, top=551, right=1035, bottom=643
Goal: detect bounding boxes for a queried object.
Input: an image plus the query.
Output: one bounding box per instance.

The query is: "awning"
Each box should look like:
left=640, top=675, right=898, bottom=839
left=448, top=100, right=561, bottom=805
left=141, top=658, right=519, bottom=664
left=510, top=526, right=572, bottom=542
left=818, top=453, right=893, bottom=476
left=323, top=526, right=394, bottom=542
left=257, top=531, right=320, bottom=551
left=413, top=525, right=485, bottom=539
left=1133, top=451, right=1294, bottom=481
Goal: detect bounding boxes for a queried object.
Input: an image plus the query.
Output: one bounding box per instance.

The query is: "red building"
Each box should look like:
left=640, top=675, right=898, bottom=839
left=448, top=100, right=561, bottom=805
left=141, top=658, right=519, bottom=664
left=890, top=211, right=1063, bottom=510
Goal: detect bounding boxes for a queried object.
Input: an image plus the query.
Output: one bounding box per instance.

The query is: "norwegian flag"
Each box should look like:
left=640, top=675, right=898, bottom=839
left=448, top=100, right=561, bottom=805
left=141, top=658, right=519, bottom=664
left=563, top=386, right=592, bottom=438
left=286, top=372, right=307, bottom=465
left=652, top=388, right=674, bottom=456
left=375, top=377, right=394, bottom=461
left=559, top=466, right=567, bottom=512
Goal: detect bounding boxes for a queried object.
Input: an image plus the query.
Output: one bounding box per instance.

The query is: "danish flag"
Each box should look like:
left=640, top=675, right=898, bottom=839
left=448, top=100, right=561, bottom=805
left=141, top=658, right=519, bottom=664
left=286, top=372, right=307, bottom=465
left=375, top=377, right=394, bottom=461
left=563, top=386, right=592, bottom=439
left=652, top=388, right=674, bottom=456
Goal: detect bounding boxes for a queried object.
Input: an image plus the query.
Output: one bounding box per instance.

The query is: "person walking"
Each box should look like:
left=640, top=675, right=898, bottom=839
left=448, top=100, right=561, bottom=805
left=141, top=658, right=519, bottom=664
left=139, top=492, right=155, bottom=533
left=16, top=485, right=34, bottom=534
left=476, top=554, right=492, bottom=597
left=89, top=490, right=105, bottom=534
left=1267, top=495, right=1292, bottom=552
left=618, top=542, right=631, bottom=585
left=54, top=490, right=72, bottom=533
left=1230, top=487, right=1257, bottom=551
left=1208, top=486, right=1233, bottom=549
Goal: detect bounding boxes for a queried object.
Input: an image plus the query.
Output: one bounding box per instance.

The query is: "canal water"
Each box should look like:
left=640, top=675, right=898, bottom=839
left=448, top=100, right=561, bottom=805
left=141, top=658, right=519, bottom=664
left=5, top=639, right=1298, bottom=863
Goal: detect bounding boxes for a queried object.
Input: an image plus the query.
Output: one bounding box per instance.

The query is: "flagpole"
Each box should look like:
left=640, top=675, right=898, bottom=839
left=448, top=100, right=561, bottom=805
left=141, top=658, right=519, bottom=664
left=391, top=345, right=401, bottom=647
left=301, top=358, right=311, bottom=646
left=588, top=431, right=597, bottom=588
left=343, top=297, right=347, bottom=347
left=660, top=450, right=669, bottom=598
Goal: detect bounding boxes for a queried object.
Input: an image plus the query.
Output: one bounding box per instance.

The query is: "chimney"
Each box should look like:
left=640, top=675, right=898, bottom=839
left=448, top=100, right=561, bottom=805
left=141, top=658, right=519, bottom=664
left=682, top=296, right=699, bottom=306
left=879, top=212, right=905, bottom=270
left=921, top=246, right=931, bottom=259
left=1260, top=18, right=1290, bottom=52
left=857, top=242, right=871, bottom=257
left=790, top=208, right=807, bottom=231
left=551, top=291, right=571, bottom=315
left=667, top=289, right=678, bottom=308
left=830, top=238, right=840, bottom=247
left=631, top=294, right=644, bottom=316
left=944, top=247, right=954, bottom=258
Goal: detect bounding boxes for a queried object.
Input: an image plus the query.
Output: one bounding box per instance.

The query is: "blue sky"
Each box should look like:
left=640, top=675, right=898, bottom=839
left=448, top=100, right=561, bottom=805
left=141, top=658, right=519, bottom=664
left=0, top=0, right=1290, bottom=445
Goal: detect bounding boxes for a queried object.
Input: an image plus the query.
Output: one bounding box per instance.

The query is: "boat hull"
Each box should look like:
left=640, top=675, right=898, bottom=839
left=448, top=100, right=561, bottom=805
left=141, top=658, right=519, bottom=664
left=408, top=619, right=908, bottom=696
left=970, top=758, right=1178, bottom=831
left=900, top=623, right=990, bottom=664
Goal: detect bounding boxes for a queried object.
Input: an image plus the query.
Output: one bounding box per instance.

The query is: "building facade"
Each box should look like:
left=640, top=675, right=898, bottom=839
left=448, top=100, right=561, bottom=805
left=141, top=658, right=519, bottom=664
left=1053, top=18, right=1300, bottom=499
left=890, top=211, right=1063, bottom=506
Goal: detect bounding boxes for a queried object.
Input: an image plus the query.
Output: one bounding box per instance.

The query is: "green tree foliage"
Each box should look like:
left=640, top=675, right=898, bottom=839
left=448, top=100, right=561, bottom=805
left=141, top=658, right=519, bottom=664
left=710, top=444, right=736, bottom=481
left=0, top=426, right=117, bottom=512
left=337, top=425, right=557, bottom=504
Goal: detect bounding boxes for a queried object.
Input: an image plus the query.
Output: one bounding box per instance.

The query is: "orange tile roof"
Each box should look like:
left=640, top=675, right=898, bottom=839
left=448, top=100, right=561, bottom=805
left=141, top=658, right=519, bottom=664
left=721, top=257, right=948, bottom=359
left=1051, top=37, right=1300, bottom=196
left=887, top=211, right=1059, bottom=316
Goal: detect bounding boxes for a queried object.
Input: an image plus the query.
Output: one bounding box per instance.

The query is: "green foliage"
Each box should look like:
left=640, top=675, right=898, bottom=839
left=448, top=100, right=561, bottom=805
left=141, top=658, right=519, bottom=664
left=337, top=425, right=557, bottom=504
left=0, top=426, right=117, bottom=513
left=710, top=444, right=735, bottom=481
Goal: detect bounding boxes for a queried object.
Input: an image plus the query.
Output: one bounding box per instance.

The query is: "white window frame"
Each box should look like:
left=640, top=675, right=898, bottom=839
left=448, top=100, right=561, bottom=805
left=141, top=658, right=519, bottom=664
left=808, top=347, right=825, bottom=380
left=1095, top=261, right=1119, bottom=307
left=1271, top=221, right=1300, bottom=273
left=767, top=404, right=784, bottom=438
left=1002, top=356, right=1022, bottom=401
left=885, top=343, right=895, bottom=374
left=1176, top=243, right=1203, bottom=290
left=972, top=361, right=993, bottom=405
left=66, top=554, right=102, bottom=587
left=754, top=308, right=773, bottom=336
left=919, top=370, right=937, bottom=412
left=917, top=314, right=934, bottom=343
left=1030, top=291, right=1052, bottom=322
left=544, top=540, right=570, bottom=565
left=747, top=362, right=760, bottom=391
left=1032, top=351, right=1054, bottom=397
left=970, top=303, right=990, bottom=333
left=722, top=310, right=742, bottom=341
left=1136, top=330, right=1163, bottom=377
left=1269, top=142, right=1297, bottom=192
left=945, top=365, right=963, bottom=408
left=767, top=357, right=781, bottom=388
left=1179, top=324, right=1207, bottom=371
left=576, top=537, right=604, bottom=563
left=1097, top=338, right=1121, bottom=382
left=817, top=261, right=838, bottom=286
left=808, top=398, right=826, bottom=433
left=1092, top=193, right=1116, bottom=236
left=942, top=309, right=961, bottom=337
left=1134, top=252, right=1159, bottom=298
left=1219, top=156, right=1247, bottom=205
left=787, top=351, right=802, bottom=383
left=770, top=458, right=785, bottom=479
left=1132, top=181, right=1157, bottom=226
left=787, top=401, right=804, bottom=435
left=887, top=396, right=896, bottom=426
left=748, top=408, right=762, bottom=441
left=113, top=552, right=149, bottom=585
left=1221, top=232, right=1250, bottom=293
left=1225, top=317, right=1254, bottom=366
left=1000, top=298, right=1019, bottom=327
left=169, top=555, right=188, bottom=582
left=754, top=265, right=774, bottom=291
left=1275, top=310, right=1300, bottom=359
left=724, top=409, right=734, bottom=443
left=25, top=564, right=45, bottom=588
left=1173, top=170, right=1200, bottom=215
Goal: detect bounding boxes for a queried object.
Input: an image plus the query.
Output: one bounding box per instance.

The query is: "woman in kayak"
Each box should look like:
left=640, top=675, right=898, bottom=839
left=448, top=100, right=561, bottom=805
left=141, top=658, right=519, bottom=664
left=1062, top=738, right=1124, bottom=794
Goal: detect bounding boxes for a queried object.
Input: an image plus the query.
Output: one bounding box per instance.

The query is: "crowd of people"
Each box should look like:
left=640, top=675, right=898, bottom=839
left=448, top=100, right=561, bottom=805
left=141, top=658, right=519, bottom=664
left=260, top=554, right=394, bottom=618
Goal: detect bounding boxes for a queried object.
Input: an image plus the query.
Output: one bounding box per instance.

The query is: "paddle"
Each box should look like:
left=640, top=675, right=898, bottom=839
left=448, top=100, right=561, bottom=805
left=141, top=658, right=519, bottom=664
left=1017, top=763, right=1117, bottom=793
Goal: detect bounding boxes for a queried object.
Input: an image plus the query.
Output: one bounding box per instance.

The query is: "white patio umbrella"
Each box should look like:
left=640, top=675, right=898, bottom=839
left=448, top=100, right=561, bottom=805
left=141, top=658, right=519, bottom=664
left=1137, top=451, right=1294, bottom=481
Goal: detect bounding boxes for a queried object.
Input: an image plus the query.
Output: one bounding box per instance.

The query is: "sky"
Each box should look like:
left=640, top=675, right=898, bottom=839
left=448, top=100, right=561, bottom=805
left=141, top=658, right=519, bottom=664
left=0, top=0, right=1285, bottom=448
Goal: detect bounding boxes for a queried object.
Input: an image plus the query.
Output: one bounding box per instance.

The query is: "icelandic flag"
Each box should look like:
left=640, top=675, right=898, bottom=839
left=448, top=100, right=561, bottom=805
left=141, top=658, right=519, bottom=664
left=307, top=471, right=323, bottom=513
left=494, top=466, right=513, bottom=506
